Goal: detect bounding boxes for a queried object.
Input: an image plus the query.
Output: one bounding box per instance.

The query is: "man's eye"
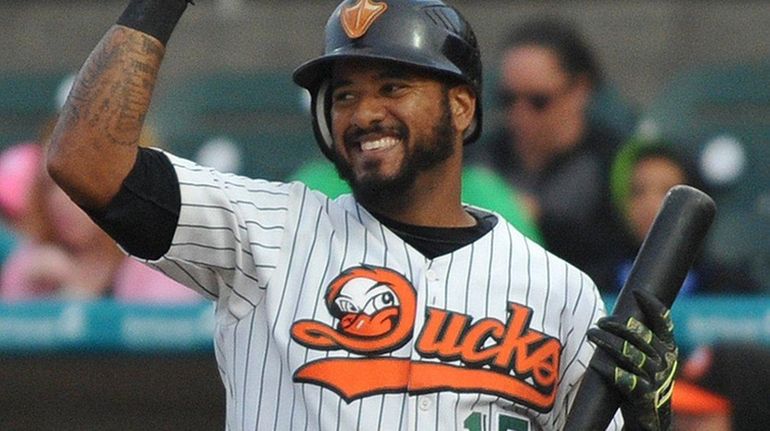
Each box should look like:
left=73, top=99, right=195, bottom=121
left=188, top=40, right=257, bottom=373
left=382, top=83, right=405, bottom=94
left=332, top=91, right=354, bottom=103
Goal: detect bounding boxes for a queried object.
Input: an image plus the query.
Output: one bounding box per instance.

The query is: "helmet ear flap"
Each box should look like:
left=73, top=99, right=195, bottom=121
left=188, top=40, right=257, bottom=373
left=310, top=80, right=337, bottom=160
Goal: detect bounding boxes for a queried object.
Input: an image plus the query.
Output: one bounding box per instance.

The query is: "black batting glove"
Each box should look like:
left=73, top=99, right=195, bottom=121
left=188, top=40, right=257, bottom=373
left=586, top=290, right=678, bottom=431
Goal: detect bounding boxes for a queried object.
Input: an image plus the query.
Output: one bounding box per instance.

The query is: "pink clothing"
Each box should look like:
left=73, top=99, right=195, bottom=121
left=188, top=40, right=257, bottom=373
left=111, top=258, right=203, bottom=303
left=0, top=242, right=202, bottom=303
left=0, top=142, right=42, bottom=222
left=0, top=242, right=58, bottom=300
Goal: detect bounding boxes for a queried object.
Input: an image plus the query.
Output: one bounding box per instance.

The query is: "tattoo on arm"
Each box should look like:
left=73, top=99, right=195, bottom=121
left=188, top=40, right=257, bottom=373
left=62, top=27, right=164, bottom=149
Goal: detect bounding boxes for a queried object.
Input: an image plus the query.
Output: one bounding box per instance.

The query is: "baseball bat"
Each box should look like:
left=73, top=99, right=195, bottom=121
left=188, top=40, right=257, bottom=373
left=563, top=185, right=716, bottom=430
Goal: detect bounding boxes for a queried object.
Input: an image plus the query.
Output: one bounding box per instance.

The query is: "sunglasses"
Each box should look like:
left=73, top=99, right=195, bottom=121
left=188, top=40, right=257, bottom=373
left=497, top=90, right=555, bottom=111
left=497, top=80, right=576, bottom=112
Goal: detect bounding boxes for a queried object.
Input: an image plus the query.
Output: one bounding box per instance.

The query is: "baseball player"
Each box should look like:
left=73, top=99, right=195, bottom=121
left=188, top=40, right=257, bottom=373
left=48, top=0, right=677, bottom=430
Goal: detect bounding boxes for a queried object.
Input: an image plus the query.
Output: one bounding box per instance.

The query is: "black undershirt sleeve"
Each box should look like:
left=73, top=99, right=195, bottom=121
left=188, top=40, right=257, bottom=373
left=86, top=148, right=181, bottom=260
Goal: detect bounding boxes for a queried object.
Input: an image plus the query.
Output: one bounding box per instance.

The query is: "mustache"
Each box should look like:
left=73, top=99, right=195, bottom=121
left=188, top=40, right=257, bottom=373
left=343, top=123, right=409, bottom=146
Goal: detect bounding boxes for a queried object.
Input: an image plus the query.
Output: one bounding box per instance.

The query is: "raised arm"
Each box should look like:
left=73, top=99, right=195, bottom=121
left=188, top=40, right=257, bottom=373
left=47, top=0, right=190, bottom=210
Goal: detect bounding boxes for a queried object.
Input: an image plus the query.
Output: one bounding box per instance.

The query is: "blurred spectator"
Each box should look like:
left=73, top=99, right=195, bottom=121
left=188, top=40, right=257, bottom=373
left=602, top=139, right=760, bottom=294
left=0, top=225, right=15, bottom=269
left=673, top=343, right=770, bottom=431
left=289, top=158, right=544, bottom=244
left=0, top=141, right=47, bottom=238
left=0, top=121, right=201, bottom=303
left=475, top=17, right=626, bottom=285
left=0, top=142, right=39, bottom=269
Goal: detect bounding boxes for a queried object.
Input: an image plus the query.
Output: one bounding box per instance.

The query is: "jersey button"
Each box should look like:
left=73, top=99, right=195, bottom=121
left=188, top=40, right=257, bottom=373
left=419, top=397, right=432, bottom=411
left=426, top=269, right=439, bottom=282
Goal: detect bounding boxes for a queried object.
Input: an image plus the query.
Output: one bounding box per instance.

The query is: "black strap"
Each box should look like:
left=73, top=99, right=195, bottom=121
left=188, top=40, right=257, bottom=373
left=116, top=0, right=192, bottom=46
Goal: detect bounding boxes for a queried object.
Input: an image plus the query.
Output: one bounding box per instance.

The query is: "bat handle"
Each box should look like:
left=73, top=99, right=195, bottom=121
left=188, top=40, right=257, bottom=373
left=564, top=366, right=622, bottom=429
left=563, top=185, right=716, bottom=430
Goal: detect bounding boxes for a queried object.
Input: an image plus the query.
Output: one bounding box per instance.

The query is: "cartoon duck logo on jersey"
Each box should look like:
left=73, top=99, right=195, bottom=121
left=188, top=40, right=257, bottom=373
left=291, top=265, right=562, bottom=413
left=292, top=265, right=417, bottom=356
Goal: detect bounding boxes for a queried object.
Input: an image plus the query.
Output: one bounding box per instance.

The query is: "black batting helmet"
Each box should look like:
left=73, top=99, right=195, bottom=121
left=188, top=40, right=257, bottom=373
left=293, top=0, right=482, bottom=159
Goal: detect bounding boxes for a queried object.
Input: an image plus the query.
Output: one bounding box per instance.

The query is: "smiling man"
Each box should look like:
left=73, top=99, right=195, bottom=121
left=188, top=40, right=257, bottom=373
left=326, top=62, right=466, bottom=219
left=47, top=0, right=677, bottom=430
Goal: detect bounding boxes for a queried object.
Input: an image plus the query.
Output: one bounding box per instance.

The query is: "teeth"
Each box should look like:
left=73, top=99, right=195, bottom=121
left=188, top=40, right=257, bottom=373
left=361, top=137, right=399, bottom=152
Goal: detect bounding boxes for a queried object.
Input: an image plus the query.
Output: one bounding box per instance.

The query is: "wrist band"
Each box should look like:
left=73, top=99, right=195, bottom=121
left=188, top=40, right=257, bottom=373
left=116, top=0, right=192, bottom=46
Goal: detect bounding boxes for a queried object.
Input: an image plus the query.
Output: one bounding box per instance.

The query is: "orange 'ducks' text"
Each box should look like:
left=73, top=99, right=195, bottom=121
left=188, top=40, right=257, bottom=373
left=291, top=302, right=562, bottom=412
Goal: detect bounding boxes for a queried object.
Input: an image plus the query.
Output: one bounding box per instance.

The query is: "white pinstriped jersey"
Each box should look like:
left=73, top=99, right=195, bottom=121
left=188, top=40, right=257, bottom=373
left=147, top=153, right=623, bottom=431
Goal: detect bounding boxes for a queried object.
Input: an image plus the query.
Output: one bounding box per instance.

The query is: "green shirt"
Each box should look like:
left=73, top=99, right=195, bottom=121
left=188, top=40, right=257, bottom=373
left=289, top=159, right=544, bottom=244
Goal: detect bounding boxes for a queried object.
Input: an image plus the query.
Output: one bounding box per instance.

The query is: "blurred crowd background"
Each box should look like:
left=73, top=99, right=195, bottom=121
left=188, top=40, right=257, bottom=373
left=0, top=1, right=768, bottom=430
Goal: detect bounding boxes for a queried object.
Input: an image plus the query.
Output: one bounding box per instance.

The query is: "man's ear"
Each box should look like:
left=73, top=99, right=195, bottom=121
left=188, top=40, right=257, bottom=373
left=448, top=85, right=476, bottom=135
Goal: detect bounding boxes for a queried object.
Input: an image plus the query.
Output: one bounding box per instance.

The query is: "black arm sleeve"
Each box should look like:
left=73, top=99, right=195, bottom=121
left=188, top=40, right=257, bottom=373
left=116, top=0, right=191, bottom=46
left=87, top=148, right=181, bottom=260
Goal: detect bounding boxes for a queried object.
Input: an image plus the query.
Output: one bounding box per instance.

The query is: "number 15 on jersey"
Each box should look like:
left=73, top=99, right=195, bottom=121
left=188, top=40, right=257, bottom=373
left=464, top=411, right=529, bottom=431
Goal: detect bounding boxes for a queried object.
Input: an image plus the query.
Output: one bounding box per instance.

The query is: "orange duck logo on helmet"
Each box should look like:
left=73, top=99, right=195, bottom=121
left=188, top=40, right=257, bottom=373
left=341, top=0, right=389, bottom=39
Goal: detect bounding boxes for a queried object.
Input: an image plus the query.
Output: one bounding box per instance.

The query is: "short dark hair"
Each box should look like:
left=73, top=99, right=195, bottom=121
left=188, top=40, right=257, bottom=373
left=504, top=17, right=602, bottom=87
left=610, top=138, right=706, bottom=216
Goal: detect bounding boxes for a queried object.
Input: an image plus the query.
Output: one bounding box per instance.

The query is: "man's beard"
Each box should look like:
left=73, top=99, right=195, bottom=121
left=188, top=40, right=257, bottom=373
left=332, top=92, right=456, bottom=211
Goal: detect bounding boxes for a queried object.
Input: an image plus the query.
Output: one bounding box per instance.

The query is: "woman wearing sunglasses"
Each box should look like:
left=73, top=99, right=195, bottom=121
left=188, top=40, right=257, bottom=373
left=478, top=17, right=628, bottom=288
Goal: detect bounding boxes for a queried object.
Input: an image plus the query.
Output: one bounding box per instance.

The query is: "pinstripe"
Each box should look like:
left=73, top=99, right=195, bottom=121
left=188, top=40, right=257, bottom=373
left=463, top=243, right=475, bottom=311
left=338, top=205, right=369, bottom=431
left=314, top=210, right=351, bottom=431
left=299, top=230, right=336, bottom=431
left=171, top=257, right=268, bottom=279
left=243, top=219, right=285, bottom=230
left=174, top=221, right=281, bottom=241
left=558, top=263, right=569, bottom=336
left=505, top=225, right=515, bottom=301
left=240, top=311, right=256, bottom=431
left=572, top=272, right=586, bottom=314
left=175, top=258, right=257, bottom=302
left=231, top=315, right=241, bottom=428
left=249, top=241, right=281, bottom=250
left=295, top=217, right=335, bottom=430
left=335, top=400, right=342, bottom=431
left=356, top=400, right=365, bottom=431
left=456, top=243, right=476, bottom=430
left=181, top=202, right=287, bottom=219
left=170, top=241, right=242, bottom=252
left=542, top=251, right=551, bottom=329
left=256, top=187, right=308, bottom=430
left=295, top=202, right=340, bottom=430
left=524, top=238, right=533, bottom=304
left=158, top=259, right=218, bottom=299
left=397, top=394, right=407, bottom=431
left=279, top=204, right=324, bottom=431
left=178, top=180, right=290, bottom=197
left=468, top=228, right=495, bottom=413
left=171, top=230, right=261, bottom=261
left=560, top=289, right=601, bottom=384
left=439, top=251, right=462, bottom=431
left=374, top=223, right=389, bottom=430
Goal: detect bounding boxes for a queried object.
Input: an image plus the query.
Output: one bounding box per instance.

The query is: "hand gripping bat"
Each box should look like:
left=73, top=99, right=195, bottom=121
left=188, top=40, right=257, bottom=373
left=563, top=185, right=716, bottom=430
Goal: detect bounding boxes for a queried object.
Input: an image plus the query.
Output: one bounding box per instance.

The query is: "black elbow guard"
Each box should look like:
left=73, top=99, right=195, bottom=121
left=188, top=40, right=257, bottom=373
left=87, top=148, right=181, bottom=260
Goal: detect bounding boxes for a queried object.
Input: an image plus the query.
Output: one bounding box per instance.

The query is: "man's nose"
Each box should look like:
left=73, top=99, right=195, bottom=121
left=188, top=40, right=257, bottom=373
left=351, top=94, right=387, bottom=129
